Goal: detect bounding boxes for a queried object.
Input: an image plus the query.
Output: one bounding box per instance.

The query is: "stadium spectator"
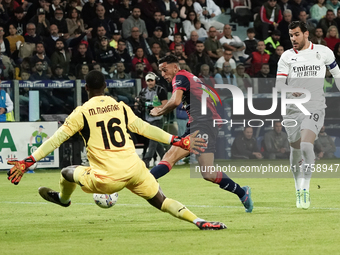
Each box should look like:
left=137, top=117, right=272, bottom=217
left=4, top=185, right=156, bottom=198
left=180, top=0, right=195, bottom=20
left=193, top=0, right=223, bottom=30
left=290, top=0, right=308, bottom=21
left=131, top=62, right=147, bottom=88
left=131, top=47, right=153, bottom=73
left=103, top=0, right=122, bottom=30
left=173, top=43, right=188, bottom=61
left=76, top=63, right=89, bottom=79
left=118, top=0, right=132, bottom=20
left=278, top=0, right=292, bottom=12
left=245, top=41, right=270, bottom=76
left=31, top=59, right=49, bottom=80
left=184, top=30, right=199, bottom=57
left=14, top=57, right=31, bottom=80
left=324, top=25, right=340, bottom=50
left=126, top=27, right=152, bottom=57
left=183, top=11, right=198, bottom=39
left=255, top=63, right=275, bottom=93
left=194, top=20, right=208, bottom=41
left=314, top=126, right=336, bottom=159
left=334, top=42, right=340, bottom=65
left=0, top=88, right=13, bottom=122
left=51, top=64, right=69, bottom=80
left=268, top=45, right=284, bottom=75
left=70, top=41, right=94, bottom=75
left=157, top=0, right=178, bottom=21
left=317, top=9, right=337, bottom=36
left=6, top=24, right=24, bottom=55
left=116, top=39, right=132, bottom=73
left=298, top=10, right=316, bottom=36
left=310, top=0, right=328, bottom=22
left=254, top=0, right=283, bottom=40
left=90, top=4, right=117, bottom=39
left=166, top=10, right=183, bottom=42
left=24, top=23, right=41, bottom=45
left=220, top=24, right=246, bottom=63
left=95, top=36, right=121, bottom=71
left=326, top=0, right=340, bottom=14
left=0, top=26, right=11, bottom=57
left=64, top=0, right=78, bottom=18
left=235, top=63, right=252, bottom=93
left=8, top=7, right=28, bottom=36
left=138, top=72, right=167, bottom=167
left=50, top=7, right=69, bottom=39
left=147, top=27, right=169, bottom=56
left=66, top=7, right=87, bottom=39
left=122, top=7, right=148, bottom=39
left=148, top=42, right=165, bottom=75
left=51, top=39, right=71, bottom=75
left=139, top=0, right=160, bottom=31
left=31, top=42, right=52, bottom=77
left=109, top=30, right=121, bottom=49
left=169, top=33, right=184, bottom=53
left=111, top=62, right=131, bottom=79
left=244, top=27, right=258, bottom=56
left=264, top=30, right=281, bottom=55
left=49, top=0, right=64, bottom=17
left=214, top=61, right=237, bottom=86
left=263, top=121, right=290, bottom=159
left=335, top=8, right=340, bottom=28
left=43, top=24, right=61, bottom=58
left=81, top=0, right=97, bottom=28
left=29, top=8, right=50, bottom=37
left=278, top=9, right=292, bottom=50
left=147, top=11, right=169, bottom=41
left=198, top=64, right=215, bottom=87
left=311, top=27, right=328, bottom=45
left=204, top=26, right=223, bottom=63
left=231, top=127, right=263, bottom=159
left=90, top=25, right=108, bottom=53
left=3, top=0, right=20, bottom=18
left=187, top=41, right=213, bottom=75
left=215, top=50, right=236, bottom=73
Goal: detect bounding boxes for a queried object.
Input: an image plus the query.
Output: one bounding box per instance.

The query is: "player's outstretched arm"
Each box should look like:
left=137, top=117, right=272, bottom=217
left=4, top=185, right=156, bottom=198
left=150, top=89, right=183, bottom=116
left=7, top=128, right=71, bottom=185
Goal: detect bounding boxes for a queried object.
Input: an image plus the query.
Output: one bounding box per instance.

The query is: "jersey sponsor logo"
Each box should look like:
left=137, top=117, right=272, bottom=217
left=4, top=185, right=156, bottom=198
left=292, top=65, right=321, bottom=77
left=174, top=80, right=182, bottom=86
left=291, top=58, right=297, bottom=61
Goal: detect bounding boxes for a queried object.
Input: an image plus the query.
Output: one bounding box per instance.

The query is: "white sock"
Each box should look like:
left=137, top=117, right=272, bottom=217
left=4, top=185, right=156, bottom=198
left=290, top=146, right=303, bottom=191
left=300, top=142, right=315, bottom=191
left=58, top=193, right=70, bottom=204
left=193, top=218, right=205, bottom=224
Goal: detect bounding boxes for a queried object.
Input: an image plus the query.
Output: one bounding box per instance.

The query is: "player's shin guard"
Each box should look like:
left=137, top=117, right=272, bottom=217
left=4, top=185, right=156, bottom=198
left=214, top=172, right=246, bottom=199
left=290, top=146, right=303, bottom=190
left=150, top=161, right=172, bottom=179
left=59, top=174, right=77, bottom=204
left=300, top=142, right=314, bottom=191
left=161, top=198, right=198, bottom=223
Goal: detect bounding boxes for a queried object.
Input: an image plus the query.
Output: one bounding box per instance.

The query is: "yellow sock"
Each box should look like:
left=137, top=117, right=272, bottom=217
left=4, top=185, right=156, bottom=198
left=59, top=175, right=77, bottom=203
left=161, top=198, right=198, bottom=223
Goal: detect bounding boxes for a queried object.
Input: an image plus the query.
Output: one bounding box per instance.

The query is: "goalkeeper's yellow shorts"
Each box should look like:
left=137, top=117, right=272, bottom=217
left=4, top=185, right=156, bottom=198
left=73, top=159, right=159, bottom=200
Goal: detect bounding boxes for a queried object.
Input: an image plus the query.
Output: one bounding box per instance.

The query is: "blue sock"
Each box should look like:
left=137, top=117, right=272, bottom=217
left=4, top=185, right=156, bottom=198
left=214, top=172, right=245, bottom=199
left=150, top=161, right=171, bottom=179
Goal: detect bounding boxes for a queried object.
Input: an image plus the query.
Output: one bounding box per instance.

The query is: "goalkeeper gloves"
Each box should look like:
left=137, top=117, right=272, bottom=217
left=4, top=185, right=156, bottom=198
left=170, top=130, right=207, bottom=154
left=7, top=155, right=36, bottom=185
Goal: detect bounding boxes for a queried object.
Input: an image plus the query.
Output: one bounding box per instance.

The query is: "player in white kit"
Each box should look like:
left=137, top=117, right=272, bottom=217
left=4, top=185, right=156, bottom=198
left=276, top=21, right=340, bottom=209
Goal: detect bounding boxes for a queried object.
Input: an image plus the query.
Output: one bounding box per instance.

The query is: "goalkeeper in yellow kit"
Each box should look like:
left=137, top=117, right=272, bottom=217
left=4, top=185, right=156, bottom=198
left=7, top=70, right=226, bottom=230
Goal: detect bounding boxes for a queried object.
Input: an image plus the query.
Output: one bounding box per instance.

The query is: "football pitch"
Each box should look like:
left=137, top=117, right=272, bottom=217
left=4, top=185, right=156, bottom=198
left=1, top=160, right=340, bottom=255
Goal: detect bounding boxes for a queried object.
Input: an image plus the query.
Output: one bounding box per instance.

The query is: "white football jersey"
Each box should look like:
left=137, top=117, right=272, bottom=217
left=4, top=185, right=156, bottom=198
left=277, top=42, right=336, bottom=112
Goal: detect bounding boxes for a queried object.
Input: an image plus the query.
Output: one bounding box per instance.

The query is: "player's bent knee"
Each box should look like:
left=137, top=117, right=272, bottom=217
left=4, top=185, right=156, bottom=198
left=147, top=190, right=166, bottom=210
left=61, top=167, right=75, bottom=182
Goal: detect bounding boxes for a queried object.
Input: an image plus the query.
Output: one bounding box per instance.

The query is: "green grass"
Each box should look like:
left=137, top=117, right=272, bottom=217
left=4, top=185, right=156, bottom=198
left=1, top=160, right=340, bottom=255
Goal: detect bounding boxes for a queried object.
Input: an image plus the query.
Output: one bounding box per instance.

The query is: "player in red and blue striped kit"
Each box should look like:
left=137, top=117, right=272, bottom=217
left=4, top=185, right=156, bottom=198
left=150, top=55, right=253, bottom=213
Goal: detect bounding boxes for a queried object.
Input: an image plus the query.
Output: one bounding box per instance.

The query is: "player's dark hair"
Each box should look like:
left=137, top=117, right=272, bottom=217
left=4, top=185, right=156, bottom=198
left=85, top=70, right=105, bottom=90
left=288, top=21, right=308, bottom=33
left=159, top=54, right=179, bottom=65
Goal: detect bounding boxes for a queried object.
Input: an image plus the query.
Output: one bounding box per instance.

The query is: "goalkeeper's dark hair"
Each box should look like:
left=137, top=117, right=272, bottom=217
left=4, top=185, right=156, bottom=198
left=159, top=54, right=179, bottom=65
left=288, top=21, right=308, bottom=33
left=85, top=70, right=105, bottom=90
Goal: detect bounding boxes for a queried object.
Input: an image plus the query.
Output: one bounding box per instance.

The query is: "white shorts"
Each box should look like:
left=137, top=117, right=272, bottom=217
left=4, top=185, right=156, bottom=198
left=282, top=109, right=325, bottom=143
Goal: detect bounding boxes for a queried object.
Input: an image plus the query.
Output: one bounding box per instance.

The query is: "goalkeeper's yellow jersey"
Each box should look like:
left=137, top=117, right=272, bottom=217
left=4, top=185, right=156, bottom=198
left=33, top=95, right=172, bottom=180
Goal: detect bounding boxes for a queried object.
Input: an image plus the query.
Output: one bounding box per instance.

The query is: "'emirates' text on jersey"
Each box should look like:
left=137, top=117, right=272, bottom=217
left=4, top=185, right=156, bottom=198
left=277, top=42, right=337, bottom=111
left=172, top=69, right=221, bottom=122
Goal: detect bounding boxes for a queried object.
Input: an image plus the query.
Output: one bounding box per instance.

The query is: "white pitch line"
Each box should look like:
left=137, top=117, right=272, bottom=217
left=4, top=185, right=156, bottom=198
left=1, top=201, right=339, bottom=210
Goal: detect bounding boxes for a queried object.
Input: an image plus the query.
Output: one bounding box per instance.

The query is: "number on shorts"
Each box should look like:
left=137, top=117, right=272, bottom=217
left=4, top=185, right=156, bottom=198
left=309, top=113, right=319, bottom=122
left=97, top=118, right=126, bottom=149
left=197, top=133, right=209, bottom=144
